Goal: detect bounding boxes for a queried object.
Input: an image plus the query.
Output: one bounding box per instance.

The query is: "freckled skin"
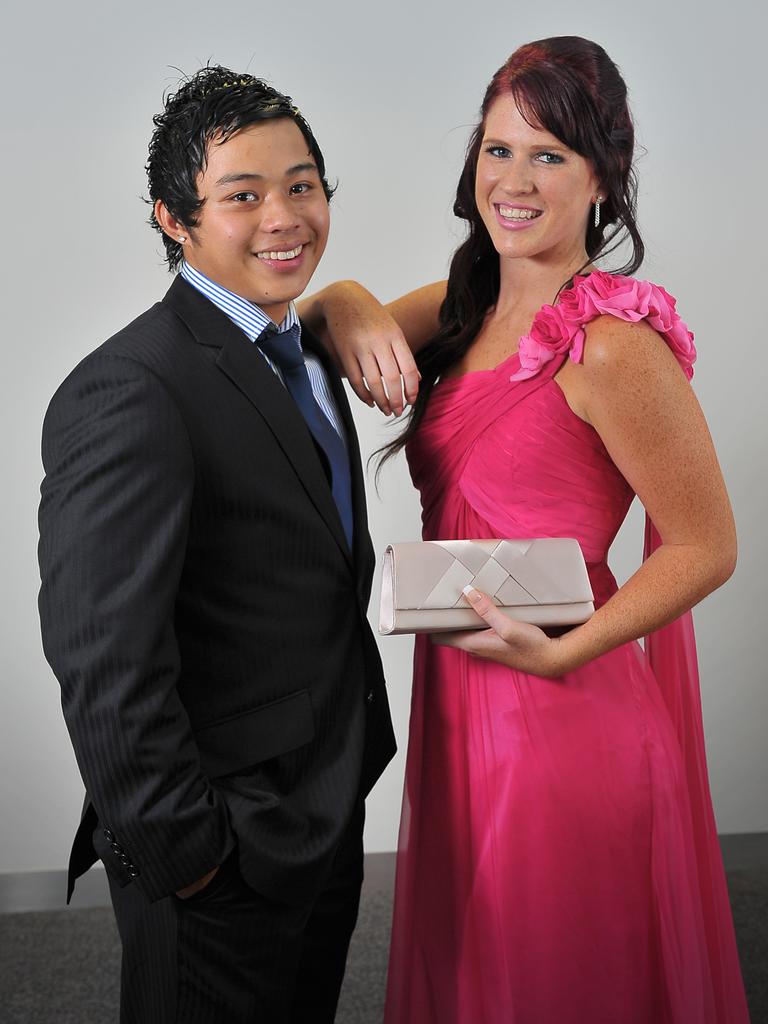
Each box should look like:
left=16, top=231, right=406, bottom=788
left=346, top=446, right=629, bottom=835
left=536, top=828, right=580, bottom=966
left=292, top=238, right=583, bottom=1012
left=447, top=318, right=736, bottom=677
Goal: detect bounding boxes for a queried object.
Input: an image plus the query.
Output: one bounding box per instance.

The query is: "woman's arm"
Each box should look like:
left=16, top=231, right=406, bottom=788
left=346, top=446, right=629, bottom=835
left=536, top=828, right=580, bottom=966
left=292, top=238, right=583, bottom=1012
left=437, top=316, right=737, bottom=677
left=298, top=280, right=446, bottom=415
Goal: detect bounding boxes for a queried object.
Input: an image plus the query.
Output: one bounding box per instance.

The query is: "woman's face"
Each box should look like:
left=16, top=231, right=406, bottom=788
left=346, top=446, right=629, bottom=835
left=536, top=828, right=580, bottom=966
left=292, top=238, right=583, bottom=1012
left=475, top=93, right=600, bottom=268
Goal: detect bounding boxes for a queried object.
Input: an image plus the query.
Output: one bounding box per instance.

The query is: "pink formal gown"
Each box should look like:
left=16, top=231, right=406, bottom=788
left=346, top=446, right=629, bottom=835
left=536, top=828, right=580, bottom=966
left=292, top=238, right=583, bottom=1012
left=384, top=272, right=750, bottom=1024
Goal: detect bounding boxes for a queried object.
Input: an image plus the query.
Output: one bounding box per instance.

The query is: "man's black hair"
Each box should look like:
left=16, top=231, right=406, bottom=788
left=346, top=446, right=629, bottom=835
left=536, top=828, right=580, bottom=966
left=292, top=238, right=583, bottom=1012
left=147, top=65, right=335, bottom=270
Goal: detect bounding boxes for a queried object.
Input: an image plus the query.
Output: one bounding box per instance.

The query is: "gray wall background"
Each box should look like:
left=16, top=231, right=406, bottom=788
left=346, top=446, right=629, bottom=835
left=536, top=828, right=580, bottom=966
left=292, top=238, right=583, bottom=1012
left=2, top=0, right=766, bottom=872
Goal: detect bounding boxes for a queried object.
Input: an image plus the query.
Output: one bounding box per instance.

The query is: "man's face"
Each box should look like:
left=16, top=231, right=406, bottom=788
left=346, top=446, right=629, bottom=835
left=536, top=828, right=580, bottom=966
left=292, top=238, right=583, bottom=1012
left=181, top=119, right=330, bottom=322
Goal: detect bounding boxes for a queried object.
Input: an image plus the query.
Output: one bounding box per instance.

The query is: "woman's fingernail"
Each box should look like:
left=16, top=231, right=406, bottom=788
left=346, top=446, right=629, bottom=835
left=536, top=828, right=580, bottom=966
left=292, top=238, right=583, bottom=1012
left=462, top=585, right=479, bottom=603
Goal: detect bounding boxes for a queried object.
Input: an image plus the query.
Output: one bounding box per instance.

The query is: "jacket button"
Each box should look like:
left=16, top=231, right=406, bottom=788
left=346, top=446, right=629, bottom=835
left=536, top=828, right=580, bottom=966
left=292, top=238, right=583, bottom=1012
left=103, top=829, right=115, bottom=842
left=111, top=842, right=124, bottom=855
left=366, top=690, right=375, bottom=704
left=128, top=867, right=140, bottom=878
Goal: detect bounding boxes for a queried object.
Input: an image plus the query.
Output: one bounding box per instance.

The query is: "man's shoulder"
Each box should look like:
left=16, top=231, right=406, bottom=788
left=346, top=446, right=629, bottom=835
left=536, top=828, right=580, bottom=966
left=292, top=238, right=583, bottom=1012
left=96, top=295, right=188, bottom=366
left=44, top=293, right=195, bottom=422
left=61, top=290, right=193, bottom=385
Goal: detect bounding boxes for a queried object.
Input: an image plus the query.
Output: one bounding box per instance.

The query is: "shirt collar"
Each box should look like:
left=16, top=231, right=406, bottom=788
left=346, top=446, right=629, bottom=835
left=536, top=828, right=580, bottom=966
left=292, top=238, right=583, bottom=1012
left=179, top=261, right=300, bottom=345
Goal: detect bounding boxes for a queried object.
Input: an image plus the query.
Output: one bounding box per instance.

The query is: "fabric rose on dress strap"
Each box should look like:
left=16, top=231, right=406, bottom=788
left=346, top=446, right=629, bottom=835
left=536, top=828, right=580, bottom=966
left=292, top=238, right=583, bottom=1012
left=510, top=271, right=696, bottom=383
left=513, top=303, right=583, bottom=380
left=568, top=270, right=656, bottom=322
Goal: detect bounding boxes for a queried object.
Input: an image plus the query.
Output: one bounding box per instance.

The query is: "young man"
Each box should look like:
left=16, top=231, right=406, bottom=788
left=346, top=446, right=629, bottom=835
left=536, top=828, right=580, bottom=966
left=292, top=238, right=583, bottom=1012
left=38, top=66, right=395, bottom=1023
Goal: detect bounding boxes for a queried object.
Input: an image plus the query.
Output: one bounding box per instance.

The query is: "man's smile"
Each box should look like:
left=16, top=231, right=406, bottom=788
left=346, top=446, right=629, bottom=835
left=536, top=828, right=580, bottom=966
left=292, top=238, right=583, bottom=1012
left=256, top=243, right=305, bottom=261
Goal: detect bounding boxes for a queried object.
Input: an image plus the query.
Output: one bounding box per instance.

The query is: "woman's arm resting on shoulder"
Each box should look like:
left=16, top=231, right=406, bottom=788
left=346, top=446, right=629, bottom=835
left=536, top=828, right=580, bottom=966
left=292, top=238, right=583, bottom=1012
left=436, top=315, right=736, bottom=677
left=298, top=280, right=446, bottom=415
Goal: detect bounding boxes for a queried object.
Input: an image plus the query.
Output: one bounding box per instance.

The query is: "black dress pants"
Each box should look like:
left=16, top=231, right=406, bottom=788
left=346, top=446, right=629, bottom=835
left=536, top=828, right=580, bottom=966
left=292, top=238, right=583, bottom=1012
left=106, top=805, right=365, bottom=1024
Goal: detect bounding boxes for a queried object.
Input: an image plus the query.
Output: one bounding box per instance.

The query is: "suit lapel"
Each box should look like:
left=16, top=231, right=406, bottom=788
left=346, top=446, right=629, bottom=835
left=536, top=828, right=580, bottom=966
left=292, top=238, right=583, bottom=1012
left=163, top=278, right=353, bottom=569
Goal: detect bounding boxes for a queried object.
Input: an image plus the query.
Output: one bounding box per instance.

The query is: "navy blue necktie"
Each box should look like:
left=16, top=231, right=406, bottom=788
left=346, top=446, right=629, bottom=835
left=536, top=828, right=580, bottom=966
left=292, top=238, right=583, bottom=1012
left=258, top=324, right=354, bottom=551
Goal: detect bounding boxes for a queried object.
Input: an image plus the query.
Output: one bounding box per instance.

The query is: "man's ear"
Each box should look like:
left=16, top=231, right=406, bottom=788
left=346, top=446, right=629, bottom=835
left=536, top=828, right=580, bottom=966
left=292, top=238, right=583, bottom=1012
left=154, top=200, right=188, bottom=244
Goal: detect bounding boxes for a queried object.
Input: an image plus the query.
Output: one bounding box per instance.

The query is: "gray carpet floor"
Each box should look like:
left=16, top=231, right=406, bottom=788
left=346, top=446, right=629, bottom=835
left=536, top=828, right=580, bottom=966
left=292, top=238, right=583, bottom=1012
left=0, top=883, right=392, bottom=1024
left=0, top=869, right=764, bottom=1023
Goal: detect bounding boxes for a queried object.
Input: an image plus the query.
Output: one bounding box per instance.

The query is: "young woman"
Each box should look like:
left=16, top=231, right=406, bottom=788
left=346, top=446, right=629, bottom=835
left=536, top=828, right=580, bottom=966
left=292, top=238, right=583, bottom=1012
left=303, top=36, right=749, bottom=1023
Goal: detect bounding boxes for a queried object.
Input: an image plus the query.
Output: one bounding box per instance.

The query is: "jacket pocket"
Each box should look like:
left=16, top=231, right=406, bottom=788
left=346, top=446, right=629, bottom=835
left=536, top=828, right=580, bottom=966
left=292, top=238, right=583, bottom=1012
left=194, top=689, right=315, bottom=778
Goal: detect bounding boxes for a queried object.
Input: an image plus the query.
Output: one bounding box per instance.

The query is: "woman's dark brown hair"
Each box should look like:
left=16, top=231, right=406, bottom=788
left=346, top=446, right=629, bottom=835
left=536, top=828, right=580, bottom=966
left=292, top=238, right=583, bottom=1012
left=379, top=36, right=642, bottom=469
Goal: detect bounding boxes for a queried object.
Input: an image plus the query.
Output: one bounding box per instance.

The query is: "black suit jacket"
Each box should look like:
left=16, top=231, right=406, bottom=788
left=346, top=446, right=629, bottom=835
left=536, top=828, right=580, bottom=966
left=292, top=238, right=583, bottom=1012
left=38, top=276, right=396, bottom=905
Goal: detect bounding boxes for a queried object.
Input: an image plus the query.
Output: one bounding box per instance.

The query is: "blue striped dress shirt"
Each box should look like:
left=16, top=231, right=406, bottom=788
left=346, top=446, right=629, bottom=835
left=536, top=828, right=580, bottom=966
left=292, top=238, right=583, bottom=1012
left=179, top=262, right=347, bottom=442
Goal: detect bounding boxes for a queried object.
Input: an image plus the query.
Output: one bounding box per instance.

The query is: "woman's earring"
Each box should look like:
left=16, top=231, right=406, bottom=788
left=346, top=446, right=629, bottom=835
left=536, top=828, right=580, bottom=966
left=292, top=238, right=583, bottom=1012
left=593, top=197, right=602, bottom=229
left=178, top=235, right=186, bottom=244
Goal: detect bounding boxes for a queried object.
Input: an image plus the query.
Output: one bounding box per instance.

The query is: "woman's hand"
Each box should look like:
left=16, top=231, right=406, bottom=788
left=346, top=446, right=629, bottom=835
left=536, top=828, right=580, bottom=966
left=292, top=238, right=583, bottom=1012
left=298, top=280, right=446, bottom=416
left=299, top=282, right=419, bottom=415
left=432, top=586, right=569, bottom=678
left=327, top=284, right=420, bottom=417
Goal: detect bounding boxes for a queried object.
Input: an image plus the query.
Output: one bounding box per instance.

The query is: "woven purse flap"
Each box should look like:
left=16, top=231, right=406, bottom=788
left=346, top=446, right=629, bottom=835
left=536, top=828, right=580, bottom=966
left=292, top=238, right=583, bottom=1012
left=391, top=539, right=593, bottom=610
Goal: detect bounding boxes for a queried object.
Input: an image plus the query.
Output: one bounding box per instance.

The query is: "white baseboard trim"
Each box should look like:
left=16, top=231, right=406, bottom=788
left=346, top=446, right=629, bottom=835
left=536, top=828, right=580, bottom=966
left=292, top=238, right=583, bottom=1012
left=0, top=851, right=398, bottom=914
left=2, top=836, right=765, bottom=915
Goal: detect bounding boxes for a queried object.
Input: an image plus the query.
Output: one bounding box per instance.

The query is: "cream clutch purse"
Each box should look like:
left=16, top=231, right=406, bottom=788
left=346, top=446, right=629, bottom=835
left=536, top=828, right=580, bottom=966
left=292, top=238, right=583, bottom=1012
left=379, top=538, right=594, bottom=635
